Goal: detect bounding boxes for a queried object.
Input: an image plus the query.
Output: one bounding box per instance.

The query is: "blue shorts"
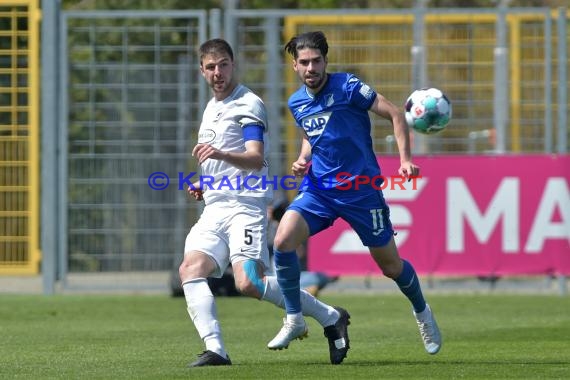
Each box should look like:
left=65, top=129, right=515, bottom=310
left=288, top=188, right=394, bottom=247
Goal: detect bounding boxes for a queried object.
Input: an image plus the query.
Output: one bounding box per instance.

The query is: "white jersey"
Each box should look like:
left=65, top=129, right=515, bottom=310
left=197, top=84, right=272, bottom=204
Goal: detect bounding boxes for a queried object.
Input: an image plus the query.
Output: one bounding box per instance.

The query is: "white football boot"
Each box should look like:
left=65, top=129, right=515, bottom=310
left=413, top=303, right=442, bottom=354
left=267, top=318, right=308, bottom=350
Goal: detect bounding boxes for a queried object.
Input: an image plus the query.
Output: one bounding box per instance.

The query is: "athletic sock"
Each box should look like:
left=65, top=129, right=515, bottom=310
left=182, top=278, right=228, bottom=358
left=394, top=259, right=426, bottom=313
left=262, top=275, right=339, bottom=326
left=273, top=250, right=302, bottom=314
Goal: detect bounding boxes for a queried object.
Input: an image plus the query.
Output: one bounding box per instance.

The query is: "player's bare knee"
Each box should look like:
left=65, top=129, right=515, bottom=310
left=273, top=237, right=290, bottom=251
left=178, top=262, right=199, bottom=282
left=381, top=268, right=398, bottom=279
left=273, top=232, right=302, bottom=252
left=178, top=253, right=213, bottom=282
left=238, top=260, right=266, bottom=298
left=234, top=279, right=261, bottom=298
left=178, top=259, right=191, bottom=278
left=380, top=262, right=403, bottom=279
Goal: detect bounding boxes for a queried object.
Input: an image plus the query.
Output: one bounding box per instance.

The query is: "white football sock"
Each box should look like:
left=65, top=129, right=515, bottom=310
left=183, top=278, right=227, bottom=358
left=262, top=275, right=339, bottom=327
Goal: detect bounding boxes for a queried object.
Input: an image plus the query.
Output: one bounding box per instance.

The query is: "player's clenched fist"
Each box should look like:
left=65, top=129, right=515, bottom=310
left=292, top=158, right=308, bottom=177
left=192, top=143, right=223, bottom=164
left=187, top=186, right=204, bottom=201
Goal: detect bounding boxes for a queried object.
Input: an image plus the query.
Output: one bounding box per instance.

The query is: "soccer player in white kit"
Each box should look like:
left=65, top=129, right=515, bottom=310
left=180, top=38, right=351, bottom=367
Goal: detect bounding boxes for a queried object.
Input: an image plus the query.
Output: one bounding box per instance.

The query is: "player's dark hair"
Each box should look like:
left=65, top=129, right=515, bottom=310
left=284, top=31, right=328, bottom=59
left=199, top=38, right=234, bottom=64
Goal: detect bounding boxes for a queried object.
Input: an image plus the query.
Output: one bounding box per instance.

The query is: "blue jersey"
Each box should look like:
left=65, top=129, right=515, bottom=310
left=288, top=72, right=380, bottom=192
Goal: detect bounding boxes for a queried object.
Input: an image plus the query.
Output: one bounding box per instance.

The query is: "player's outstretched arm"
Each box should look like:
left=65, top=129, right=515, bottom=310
left=369, top=94, right=419, bottom=179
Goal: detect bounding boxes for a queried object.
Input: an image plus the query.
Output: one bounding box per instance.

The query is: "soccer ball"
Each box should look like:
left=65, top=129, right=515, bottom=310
left=404, top=88, right=452, bottom=135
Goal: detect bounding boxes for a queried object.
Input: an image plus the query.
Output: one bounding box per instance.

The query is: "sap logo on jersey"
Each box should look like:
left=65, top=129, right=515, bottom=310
left=302, top=112, right=331, bottom=137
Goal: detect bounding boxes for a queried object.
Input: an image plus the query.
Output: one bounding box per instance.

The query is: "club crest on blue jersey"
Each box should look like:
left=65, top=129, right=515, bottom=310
left=302, top=112, right=331, bottom=137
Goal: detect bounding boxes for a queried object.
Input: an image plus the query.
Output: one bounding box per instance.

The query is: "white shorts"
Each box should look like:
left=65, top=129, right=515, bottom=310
left=184, top=196, right=270, bottom=278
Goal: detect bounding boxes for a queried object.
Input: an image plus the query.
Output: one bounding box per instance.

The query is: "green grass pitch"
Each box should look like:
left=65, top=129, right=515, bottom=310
left=1, top=293, right=569, bottom=379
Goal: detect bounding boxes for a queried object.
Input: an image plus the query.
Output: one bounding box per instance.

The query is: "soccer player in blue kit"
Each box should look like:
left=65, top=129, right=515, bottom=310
left=268, top=31, right=442, bottom=358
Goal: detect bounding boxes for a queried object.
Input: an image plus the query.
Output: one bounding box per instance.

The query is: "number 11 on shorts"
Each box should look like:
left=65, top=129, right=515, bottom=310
left=370, top=208, right=384, bottom=236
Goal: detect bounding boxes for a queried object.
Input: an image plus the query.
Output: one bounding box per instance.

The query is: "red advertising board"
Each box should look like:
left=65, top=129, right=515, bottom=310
left=308, top=155, right=570, bottom=276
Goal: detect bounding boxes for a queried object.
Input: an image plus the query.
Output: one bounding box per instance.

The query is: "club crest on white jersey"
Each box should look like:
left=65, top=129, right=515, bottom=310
left=302, top=112, right=331, bottom=137
left=198, top=129, right=216, bottom=144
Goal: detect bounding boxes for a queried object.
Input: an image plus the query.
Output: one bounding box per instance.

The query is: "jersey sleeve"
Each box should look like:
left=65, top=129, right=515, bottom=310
left=237, top=97, right=268, bottom=131
left=345, top=74, right=377, bottom=110
left=287, top=91, right=305, bottom=129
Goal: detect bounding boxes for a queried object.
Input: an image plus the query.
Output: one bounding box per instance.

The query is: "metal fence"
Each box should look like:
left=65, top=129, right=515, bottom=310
left=224, top=7, right=568, bottom=162
left=3, top=5, right=568, bottom=292
left=55, top=10, right=207, bottom=290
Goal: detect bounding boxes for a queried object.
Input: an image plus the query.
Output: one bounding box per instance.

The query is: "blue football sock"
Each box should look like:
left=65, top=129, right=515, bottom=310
left=274, top=250, right=301, bottom=314
left=394, top=259, right=426, bottom=313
